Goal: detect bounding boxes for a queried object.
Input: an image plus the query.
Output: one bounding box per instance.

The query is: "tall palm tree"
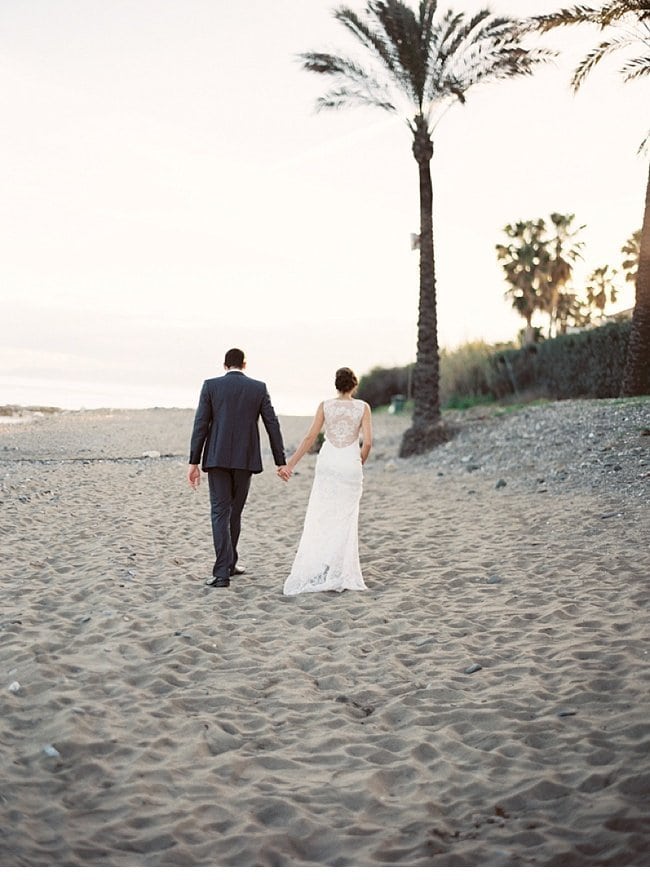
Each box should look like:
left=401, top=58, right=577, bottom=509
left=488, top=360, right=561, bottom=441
left=532, top=1, right=650, bottom=394
left=300, top=0, right=552, bottom=456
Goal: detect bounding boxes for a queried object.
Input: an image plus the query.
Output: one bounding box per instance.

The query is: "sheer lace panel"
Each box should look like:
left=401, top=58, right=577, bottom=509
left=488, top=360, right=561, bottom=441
left=323, top=399, right=365, bottom=448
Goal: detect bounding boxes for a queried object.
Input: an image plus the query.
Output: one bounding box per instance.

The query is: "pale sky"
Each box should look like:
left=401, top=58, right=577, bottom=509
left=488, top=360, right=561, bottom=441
left=1, top=0, right=647, bottom=414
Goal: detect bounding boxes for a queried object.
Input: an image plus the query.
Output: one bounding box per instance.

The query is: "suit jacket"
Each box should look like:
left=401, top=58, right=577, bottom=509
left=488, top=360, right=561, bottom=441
left=189, top=371, right=286, bottom=473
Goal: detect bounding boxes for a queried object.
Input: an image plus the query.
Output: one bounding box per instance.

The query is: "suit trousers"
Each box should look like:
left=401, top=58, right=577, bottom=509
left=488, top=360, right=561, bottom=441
left=207, top=468, right=252, bottom=578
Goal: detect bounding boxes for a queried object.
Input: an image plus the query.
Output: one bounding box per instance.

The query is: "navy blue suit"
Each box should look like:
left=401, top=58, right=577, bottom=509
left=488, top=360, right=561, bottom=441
left=189, top=370, right=286, bottom=578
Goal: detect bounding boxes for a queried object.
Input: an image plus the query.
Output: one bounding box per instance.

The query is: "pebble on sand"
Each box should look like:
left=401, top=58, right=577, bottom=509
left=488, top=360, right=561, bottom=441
left=42, top=745, right=62, bottom=758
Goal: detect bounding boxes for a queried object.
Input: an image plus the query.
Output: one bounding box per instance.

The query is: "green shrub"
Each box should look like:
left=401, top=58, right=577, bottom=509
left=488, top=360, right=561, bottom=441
left=358, top=343, right=499, bottom=409
left=359, top=320, right=632, bottom=411
left=444, top=393, right=495, bottom=410
left=490, top=321, right=631, bottom=400
left=439, top=341, right=498, bottom=407
left=357, top=365, right=411, bottom=408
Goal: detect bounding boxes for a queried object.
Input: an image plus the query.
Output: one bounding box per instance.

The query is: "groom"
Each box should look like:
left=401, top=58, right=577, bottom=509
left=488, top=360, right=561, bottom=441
left=188, top=348, right=287, bottom=588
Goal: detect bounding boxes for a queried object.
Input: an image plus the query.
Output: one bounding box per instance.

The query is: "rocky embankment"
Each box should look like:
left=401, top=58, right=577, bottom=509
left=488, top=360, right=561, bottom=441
left=384, top=398, right=649, bottom=503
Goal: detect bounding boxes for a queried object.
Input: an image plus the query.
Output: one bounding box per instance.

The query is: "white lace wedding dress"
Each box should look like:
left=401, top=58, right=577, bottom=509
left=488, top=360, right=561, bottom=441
left=283, top=398, right=368, bottom=595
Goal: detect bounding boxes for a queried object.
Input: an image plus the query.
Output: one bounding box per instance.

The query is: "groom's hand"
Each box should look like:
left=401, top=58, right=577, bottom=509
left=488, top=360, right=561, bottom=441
left=277, top=465, right=292, bottom=482
left=188, top=464, right=201, bottom=489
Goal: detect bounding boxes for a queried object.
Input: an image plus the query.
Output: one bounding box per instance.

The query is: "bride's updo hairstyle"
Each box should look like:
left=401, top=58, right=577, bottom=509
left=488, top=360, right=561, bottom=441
left=335, top=367, right=358, bottom=393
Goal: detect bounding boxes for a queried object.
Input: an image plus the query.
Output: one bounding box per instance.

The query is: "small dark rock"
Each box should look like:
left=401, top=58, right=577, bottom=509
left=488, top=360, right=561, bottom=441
left=557, top=709, right=577, bottom=717
left=495, top=479, right=507, bottom=489
left=464, top=663, right=482, bottom=674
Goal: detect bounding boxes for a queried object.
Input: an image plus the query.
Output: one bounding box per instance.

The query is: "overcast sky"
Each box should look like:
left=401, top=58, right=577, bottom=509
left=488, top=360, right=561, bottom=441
left=1, top=0, right=647, bottom=414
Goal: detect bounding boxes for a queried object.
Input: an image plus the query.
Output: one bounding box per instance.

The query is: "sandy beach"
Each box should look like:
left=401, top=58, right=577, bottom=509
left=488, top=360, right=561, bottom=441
left=1, top=399, right=648, bottom=867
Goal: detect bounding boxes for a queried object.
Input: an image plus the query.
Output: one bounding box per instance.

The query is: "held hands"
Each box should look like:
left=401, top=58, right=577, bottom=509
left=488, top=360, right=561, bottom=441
left=277, top=465, right=293, bottom=482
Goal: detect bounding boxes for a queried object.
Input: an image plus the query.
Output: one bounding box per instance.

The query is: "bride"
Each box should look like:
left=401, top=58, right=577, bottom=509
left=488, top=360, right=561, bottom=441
left=279, top=367, right=372, bottom=595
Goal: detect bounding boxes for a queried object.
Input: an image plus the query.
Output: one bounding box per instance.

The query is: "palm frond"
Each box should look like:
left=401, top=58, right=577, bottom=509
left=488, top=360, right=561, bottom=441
left=534, top=5, right=605, bottom=33
left=438, top=9, right=494, bottom=61
left=417, top=0, right=440, bottom=93
left=531, top=0, right=650, bottom=94
left=301, top=1, right=552, bottom=132
left=600, top=1, right=650, bottom=26
left=620, top=53, right=650, bottom=80
left=426, top=11, right=555, bottom=109
left=333, top=7, right=399, bottom=81
left=315, top=88, right=396, bottom=114
left=423, top=10, right=462, bottom=99
left=533, top=1, right=650, bottom=32
left=332, top=3, right=427, bottom=106
left=300, top=51, right=372, bottom=83
left=571, top=34, right=635, bottom=89
left=300, top=50, right=397, bottom=112
left=417, top=0, right=439, bottom=44
left=441, top=36, right=555, bottom=99
left=435, top=13, right=514, bottom=87
left=369, top=0, right=429, bottom=104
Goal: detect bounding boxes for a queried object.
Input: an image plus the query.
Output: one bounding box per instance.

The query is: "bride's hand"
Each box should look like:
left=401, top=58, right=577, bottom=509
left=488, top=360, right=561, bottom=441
left=277, top=465, right=293, bottom=482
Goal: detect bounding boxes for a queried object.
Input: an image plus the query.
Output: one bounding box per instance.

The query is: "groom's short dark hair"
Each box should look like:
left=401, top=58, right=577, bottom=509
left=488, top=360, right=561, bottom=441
left=224, top=348, right=245, bottom=369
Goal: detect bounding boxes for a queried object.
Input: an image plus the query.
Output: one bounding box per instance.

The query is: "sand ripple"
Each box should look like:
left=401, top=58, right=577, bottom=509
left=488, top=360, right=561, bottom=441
left=1, top=404, right=649, bottom=865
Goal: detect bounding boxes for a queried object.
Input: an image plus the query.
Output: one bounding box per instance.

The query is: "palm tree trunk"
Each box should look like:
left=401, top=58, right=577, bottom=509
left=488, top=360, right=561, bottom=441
left=622, top=160, right=650, bottom=396
left=523, top=316, right=535, bottom=345
left=399, top=120, right=446, bottom=458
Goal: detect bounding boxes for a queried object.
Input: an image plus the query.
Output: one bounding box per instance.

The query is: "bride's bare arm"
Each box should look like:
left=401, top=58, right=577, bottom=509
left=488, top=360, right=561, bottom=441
left=278, top=402, right=325, bottom=479
left=360, top=402, right=373, bottom=464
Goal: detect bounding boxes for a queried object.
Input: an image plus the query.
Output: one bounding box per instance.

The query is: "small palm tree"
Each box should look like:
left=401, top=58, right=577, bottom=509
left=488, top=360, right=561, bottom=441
left=532, top=1, right=650, bottom=394
left=585, top=264, right=620, bottom=318
left=496, top=214, right=586, bottom=340
left=496, top=219, right=550, bottom=344
left=300, top=0, right=552, bottom=456
left=555, top=289, right=591, bottom=334
left=544, top=212, right=586, bottom=337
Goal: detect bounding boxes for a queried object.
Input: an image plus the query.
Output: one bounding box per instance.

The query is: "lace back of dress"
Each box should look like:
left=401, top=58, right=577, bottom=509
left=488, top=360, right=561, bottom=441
left=324, top=399, right=364, bottom=448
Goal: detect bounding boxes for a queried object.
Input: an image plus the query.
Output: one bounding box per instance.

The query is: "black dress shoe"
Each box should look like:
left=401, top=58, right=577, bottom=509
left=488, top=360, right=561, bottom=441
left=205, top=576, right=230, bottom=588
left=230, top=564, right=246, bottom=576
